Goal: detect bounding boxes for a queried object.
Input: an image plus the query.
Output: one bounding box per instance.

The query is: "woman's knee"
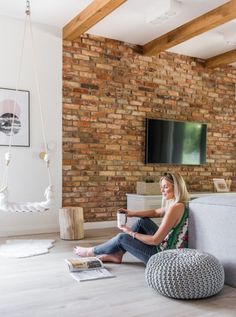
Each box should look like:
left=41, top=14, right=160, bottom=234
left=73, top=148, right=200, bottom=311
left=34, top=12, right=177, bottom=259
left=132, top=217, right=144, bottom=228
left=133, top=217, right=149, bottom=229
left=139, top=217, right=150, bottom=225
left=116, top=232, right=132, bottom=245
left=116, top=232, right=128, bottom=241
left=132, top=217, right=158, bottom=235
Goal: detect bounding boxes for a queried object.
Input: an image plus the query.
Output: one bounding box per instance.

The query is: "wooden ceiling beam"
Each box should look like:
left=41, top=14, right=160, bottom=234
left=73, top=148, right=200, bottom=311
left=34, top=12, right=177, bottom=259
left=63, top=0, right=127, bottom=41
left=143, top=0, right=236, bottom=56
left=205, top=49, right=236, bottom=68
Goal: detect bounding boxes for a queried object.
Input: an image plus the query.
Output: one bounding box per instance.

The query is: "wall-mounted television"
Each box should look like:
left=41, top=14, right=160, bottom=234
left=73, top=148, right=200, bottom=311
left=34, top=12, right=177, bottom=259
left=145, top=118, right=207, bottom=165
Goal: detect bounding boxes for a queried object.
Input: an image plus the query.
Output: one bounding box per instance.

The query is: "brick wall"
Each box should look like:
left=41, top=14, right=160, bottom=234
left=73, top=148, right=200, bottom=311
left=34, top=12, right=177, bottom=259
left=63, top=34, right=236, bottom=222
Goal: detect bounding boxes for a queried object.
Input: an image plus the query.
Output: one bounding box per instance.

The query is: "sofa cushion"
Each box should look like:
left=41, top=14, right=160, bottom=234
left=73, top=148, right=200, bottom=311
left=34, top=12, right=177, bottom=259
left=189, top=195, right=236, bottom=287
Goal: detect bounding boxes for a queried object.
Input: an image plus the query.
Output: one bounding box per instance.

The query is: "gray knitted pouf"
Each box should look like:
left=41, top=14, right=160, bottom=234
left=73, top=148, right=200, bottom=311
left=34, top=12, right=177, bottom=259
left=145, top=249, right=225, bottom=299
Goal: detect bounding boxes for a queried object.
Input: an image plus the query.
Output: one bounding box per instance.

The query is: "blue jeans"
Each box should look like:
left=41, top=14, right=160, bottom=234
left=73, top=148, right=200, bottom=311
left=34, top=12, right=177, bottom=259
left=93, top=218, right=159, bottom=264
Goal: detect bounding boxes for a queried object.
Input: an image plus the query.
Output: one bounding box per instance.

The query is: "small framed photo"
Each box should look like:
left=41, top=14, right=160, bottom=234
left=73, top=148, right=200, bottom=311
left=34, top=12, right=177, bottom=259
left=213, top=178, right=229, bottom=192
left=0, top=87, right=30, bottom=147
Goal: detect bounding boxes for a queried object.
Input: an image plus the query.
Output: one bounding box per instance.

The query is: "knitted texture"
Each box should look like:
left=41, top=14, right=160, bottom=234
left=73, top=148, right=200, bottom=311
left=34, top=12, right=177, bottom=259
left=145, top=249, right=225, bottom=299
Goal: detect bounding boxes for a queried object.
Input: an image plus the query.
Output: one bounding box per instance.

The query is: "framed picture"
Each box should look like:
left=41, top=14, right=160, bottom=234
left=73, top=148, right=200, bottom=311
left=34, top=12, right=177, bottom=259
left=213, top=178, right=229, bottom=192
left=0, top=87, right=30, bottom=147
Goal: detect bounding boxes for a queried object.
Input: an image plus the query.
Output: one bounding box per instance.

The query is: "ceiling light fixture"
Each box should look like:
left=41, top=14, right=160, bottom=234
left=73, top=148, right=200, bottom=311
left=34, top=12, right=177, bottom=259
left=146, top=0, right=182, bottom=24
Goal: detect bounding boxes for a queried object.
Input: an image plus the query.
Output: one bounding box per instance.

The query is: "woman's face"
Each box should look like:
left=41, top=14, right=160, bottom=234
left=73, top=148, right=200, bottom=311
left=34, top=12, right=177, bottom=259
left=160, top=178, right=174, bottom=200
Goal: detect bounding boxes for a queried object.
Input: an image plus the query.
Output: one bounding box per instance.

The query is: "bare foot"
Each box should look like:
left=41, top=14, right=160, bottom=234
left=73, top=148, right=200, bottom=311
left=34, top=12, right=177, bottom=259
left=74, top=246, right=94, bottom=257
left=98, top=251, right=124, bottom=263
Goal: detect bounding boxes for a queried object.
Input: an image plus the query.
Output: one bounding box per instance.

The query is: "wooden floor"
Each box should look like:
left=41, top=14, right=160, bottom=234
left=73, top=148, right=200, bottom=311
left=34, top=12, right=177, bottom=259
left=0, top=228, right=236, bottom=317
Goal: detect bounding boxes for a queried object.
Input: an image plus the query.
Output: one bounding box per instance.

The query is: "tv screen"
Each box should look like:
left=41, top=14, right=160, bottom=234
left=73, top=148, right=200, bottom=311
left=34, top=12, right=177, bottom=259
left=145, top=118, right=207, bottom=165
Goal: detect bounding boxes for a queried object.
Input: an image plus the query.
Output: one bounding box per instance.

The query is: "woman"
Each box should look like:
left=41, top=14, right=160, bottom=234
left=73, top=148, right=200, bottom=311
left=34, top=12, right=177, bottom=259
left=74, top=172, right=189, bottom=265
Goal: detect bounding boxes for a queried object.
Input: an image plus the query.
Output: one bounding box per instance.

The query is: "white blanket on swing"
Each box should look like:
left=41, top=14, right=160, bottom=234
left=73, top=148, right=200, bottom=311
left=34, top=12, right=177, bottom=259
left=0, top=186, right=53, bottom=212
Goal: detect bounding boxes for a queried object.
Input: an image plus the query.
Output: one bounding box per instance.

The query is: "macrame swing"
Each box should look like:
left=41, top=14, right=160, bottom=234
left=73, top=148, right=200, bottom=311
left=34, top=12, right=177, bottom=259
left=0, top=0, right=53, bottom=212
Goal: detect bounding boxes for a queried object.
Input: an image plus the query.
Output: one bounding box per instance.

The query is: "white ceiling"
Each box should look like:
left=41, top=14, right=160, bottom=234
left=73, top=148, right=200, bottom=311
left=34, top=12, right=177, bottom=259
left=0, top=0, right=236, bottom=64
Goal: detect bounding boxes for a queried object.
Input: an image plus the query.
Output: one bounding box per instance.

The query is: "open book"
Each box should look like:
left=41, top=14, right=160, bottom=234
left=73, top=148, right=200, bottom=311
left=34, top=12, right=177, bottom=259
left=65, top=257, right=115, bottom=282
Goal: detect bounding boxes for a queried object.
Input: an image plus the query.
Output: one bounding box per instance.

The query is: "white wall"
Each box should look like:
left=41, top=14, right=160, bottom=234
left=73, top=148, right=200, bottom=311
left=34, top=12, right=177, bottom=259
left=0, top=16, right=62, bottom=236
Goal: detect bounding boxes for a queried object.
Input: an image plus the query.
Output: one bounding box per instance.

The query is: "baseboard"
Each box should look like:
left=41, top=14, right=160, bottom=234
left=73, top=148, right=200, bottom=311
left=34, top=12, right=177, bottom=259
left=0, top=225, right=60, bottom=238
left=0, top=221, right=117, bottom=238
left=84, top=220, right=116, bottom=230
left=0, top=219, right=162, bottom=237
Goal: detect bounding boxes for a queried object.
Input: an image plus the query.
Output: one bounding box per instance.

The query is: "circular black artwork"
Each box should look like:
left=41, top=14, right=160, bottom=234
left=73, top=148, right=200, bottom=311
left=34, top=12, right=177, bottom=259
left=0, top=113, right=21, bottom=136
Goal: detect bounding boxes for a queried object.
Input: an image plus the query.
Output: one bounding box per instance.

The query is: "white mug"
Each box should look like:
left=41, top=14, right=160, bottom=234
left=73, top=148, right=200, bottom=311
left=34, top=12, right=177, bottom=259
left=117, top=211, right=127, bottom=228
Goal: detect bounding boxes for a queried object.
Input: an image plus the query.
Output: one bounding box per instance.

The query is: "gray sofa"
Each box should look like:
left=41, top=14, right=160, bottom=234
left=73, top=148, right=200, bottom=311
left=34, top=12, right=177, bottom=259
left=189, top=195, right=236, bottom=288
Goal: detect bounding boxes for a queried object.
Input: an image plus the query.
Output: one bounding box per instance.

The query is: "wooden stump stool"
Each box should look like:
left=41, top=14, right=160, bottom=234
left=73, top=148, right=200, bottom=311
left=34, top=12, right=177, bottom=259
left=59, top=207, right=84, bottom=240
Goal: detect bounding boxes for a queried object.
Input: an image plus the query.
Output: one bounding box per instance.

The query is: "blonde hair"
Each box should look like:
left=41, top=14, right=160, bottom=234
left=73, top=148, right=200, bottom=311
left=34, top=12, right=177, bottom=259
left=160, top=172, right=189, bottom=211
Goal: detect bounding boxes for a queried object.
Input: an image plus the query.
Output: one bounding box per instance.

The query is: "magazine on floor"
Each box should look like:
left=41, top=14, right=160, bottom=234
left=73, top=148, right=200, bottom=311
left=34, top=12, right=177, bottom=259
left=65, top=257, right=115, bottom=282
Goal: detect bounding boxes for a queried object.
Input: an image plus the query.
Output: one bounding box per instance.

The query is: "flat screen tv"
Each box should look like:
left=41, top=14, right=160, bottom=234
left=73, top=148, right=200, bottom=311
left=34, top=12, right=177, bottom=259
left=145, top=118, right=207, bottom=165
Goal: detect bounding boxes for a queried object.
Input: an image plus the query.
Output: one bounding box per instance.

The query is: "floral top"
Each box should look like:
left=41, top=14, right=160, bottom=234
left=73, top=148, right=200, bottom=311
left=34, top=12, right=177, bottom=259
left=156, top=206, right=188, bottom=252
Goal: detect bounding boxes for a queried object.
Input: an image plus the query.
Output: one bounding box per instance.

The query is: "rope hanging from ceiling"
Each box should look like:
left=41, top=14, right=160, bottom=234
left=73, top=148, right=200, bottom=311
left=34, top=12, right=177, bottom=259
left=0, top=0, right=53, bottom=212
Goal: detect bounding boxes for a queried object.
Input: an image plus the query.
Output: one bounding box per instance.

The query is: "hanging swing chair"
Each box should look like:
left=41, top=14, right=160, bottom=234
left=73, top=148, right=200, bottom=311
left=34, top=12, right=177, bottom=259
left=0, top=0, right=53, bottom=213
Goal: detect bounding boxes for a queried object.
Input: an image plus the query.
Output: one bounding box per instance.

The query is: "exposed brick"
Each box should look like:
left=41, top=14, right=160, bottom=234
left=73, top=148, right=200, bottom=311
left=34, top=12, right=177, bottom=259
left=63, top=34, right=236, bottom=222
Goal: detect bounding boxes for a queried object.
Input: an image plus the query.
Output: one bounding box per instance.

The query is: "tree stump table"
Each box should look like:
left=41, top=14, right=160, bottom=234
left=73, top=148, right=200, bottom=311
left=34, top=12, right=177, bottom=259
left=59, top=207, right=84, bottom=240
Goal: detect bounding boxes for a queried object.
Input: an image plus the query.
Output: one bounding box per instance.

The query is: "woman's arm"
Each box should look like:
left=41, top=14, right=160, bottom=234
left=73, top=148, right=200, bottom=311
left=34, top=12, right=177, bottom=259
left=118, top=207, right=164, bottom=218
left=120, top=203, right=185, bottom=245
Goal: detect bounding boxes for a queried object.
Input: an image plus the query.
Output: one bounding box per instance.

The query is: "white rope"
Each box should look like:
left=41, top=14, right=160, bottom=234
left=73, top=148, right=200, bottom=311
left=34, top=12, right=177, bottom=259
left=1, top=12, right=28, bottom=190
left=0, top=0, right=53, bottom=212
left=0, top=186, right=53, bottom=213
left=28, top=9, right=52, bottom=187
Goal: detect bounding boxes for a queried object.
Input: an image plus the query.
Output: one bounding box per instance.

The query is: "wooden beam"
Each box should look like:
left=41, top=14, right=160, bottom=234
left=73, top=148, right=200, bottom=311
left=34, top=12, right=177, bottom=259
left=63, top=0, right=127, bottom=41
left=205, top=49, right=236, bottom=68
left=143, top=0, right=236, bottom=56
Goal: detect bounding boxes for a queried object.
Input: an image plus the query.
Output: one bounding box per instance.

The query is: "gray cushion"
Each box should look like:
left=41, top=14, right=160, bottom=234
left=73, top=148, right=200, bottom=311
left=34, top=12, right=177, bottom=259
left=145, top=249, right=225, bottom=299
left=190, top=194, right=236, bottom=207
left=189, top=195, right=236, bottom=287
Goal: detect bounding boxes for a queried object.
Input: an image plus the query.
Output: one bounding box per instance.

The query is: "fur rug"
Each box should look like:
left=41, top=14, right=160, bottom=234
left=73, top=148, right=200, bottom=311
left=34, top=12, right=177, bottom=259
left=0, top=239, right=55, bottom=258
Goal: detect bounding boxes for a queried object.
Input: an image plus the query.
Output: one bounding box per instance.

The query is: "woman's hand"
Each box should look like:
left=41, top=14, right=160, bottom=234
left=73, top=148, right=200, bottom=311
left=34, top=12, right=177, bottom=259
left=117, top=208, right=132, bottom=217
left=119, top=225, right=132, bottom=234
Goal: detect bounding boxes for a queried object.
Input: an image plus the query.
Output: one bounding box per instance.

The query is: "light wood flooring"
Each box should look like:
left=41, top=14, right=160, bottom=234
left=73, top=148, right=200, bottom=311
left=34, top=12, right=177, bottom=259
left=0, top=228, right=236, bottom=317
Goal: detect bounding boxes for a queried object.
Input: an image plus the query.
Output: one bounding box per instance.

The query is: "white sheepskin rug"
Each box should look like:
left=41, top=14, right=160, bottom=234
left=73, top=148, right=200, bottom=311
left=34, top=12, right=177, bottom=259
left=0, top=239, right=55, bottom=258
